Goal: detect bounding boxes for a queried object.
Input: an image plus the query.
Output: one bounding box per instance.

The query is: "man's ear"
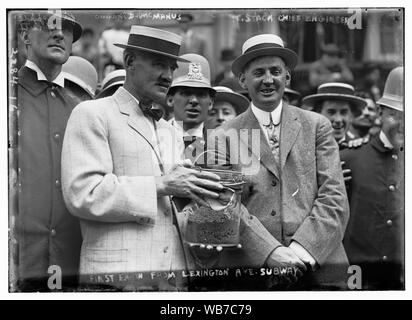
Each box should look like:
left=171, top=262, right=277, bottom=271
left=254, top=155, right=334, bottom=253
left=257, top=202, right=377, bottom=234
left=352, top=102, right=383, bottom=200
left=208, top=98, right=214, bottom=110
left=285, top=70, right=291, bottom=86
left=239, top=73, right=247, bottom=90
left=20, top=30, right=30, bottom=45
left=166, top=94, right=174, bottom=108
left=123, top=50, right=135, bottom=70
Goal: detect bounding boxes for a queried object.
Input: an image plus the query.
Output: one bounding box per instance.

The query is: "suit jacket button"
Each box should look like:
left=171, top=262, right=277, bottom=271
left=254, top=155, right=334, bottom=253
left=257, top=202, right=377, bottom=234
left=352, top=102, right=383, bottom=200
left=382, top=255, right=388, bottom=262
left=386, top=219, right=393, bottom=227
left=271, top=179, right=277, bottom=186
left=271, top=210, right=276, bottom=216
left=388, top=185, right=395, bottom=192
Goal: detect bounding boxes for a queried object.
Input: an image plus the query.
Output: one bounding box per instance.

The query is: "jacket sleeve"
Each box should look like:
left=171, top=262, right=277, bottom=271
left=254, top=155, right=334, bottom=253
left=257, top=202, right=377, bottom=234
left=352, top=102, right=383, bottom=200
left=61, top=102, right=158, bottom=224
left=291, top=116, right=350, bottom=265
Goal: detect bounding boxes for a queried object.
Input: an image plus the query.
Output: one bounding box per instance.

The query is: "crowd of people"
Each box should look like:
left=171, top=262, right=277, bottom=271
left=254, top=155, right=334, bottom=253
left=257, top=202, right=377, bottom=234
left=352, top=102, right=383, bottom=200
left=12, top=10, right=404, bottom=292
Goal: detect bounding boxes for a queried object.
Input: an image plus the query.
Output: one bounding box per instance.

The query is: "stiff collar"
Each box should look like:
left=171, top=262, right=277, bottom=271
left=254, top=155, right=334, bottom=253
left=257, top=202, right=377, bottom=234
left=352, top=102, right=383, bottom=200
left=25, top=60, right=65, bottom=87
left=379, top=131, right=394, bottom=149
left=170, top=118, right=204, bottom=138
left=251, top=100, right=283, bottom=127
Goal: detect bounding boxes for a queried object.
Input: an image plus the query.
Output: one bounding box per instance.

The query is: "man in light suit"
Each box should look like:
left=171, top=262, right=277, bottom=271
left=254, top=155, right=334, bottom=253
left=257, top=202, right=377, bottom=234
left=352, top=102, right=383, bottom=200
left=207, top=34, right=350, bottom=289
left=61, top=26, right=224, bottom=291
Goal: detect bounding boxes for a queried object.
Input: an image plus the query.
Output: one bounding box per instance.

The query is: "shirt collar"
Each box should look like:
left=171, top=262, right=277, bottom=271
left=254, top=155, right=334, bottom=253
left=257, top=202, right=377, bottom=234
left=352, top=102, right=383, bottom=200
left=251, top=100, right=283, bottom=126
left=171, top=119, right=204, bottom=138
left=25, top=60, right=65, bottom=87
left=379, top=131, right=394, bottom=149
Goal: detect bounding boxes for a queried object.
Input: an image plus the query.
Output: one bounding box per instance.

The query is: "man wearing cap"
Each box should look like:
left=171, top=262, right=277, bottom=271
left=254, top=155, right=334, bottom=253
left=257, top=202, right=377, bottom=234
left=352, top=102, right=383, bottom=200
left=205, top=86, right=249, bottom=129
left=341, top=67, right=404, bottom=289
left=207, top=34, right=349, bottom=289
left=61, top=26, right=223, bottom=290
left=16, top=10, right=83, bottom=291
left=302, top=83, right=367, bottom=150
left=167, top=53, right=214, bottom=150
left=309, top=43, right=354, bottom=90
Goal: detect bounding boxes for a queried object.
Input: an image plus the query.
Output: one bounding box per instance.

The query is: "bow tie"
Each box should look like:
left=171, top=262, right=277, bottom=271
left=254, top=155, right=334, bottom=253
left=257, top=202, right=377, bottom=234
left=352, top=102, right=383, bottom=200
left=141, top=107, right=163, bottom=121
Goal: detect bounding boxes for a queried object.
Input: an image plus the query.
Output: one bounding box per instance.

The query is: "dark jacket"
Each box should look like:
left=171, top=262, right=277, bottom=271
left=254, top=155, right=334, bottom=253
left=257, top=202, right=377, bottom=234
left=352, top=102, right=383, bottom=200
left=341, top=136, right=404, bottom=289
left=16, top=66, right=82, bottom=288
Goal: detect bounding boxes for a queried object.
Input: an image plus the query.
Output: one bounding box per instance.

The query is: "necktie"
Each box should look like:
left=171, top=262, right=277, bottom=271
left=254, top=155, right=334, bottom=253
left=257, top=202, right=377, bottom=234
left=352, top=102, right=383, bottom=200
left=183, top=135, right=197, bottom=149
left=265, top=115, right=280, bottom=164
left=142, top=108, right=163, bottom=121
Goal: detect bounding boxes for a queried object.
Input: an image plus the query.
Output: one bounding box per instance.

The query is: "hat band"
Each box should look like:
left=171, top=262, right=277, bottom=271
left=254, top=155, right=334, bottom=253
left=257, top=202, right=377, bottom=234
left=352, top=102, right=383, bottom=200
left=102, top=75, right=125, bottom=90
left=127, top=34, right=180, bottom=57
left=318, top=86, right=355, bottom=96
left=243, top=42, right=283, bottom=54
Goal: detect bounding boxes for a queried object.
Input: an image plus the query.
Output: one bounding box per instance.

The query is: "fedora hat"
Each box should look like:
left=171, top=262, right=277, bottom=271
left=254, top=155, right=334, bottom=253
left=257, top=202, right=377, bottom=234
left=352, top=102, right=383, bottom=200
left=377, top=66, right=403, bottom=112
left=168, top=53, right=215, bottom=93
left=302, top=82, right=366, bottom=116
left=18, top=10, right=83, bottom=42
left=213, top=86, right=250, bottom=115
left=232, top=34, right=298, bottom=77
left=62, top=56, right=98, bottom=97
left=95, top=69, right=126, bottom=99
left=114, top=25, right=189, bottom=62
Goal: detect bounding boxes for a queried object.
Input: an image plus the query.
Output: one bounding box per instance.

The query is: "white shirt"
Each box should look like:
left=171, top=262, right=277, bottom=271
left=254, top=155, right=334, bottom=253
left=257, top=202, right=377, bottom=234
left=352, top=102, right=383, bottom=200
left=251, top=100, right=283, bottom=144
left=379, top=131, right=394, bottom=149
left=25, top=60, right=65, bottom=87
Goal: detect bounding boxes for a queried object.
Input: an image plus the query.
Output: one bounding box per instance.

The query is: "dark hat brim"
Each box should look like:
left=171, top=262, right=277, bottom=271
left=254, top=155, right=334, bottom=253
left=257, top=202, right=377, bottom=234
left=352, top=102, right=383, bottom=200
left=63, top=19, right=82, bottom=43
left=214, top=91, right=250, bottom=115
left=232, top=47, right=298, bottom=76
left=114, top=43, right=190, bottom=62
left=302, top=93, right=366, bottom=116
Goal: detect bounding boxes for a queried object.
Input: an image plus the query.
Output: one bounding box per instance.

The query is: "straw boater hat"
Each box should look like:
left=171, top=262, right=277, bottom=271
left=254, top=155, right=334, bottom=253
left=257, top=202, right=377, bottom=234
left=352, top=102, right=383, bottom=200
left=302, top=82, right=366, bottom=117
left=168, top=53, right=215, bottom=94
left=232, top=34, right=298, bottom=77
left=62, top=56, right=98, bottom=97
left=114, top=25, right=190, bottom=62
left=95, top=69, right=126, bottom=99
left=213, top=86, right=250, bottom=115
left=376, top=66, right=403, bottom=112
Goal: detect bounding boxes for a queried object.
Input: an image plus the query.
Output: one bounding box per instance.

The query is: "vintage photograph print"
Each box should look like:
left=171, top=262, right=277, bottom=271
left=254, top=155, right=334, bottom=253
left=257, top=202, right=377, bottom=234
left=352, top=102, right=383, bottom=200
left=7, top=8, right=404, bottom=292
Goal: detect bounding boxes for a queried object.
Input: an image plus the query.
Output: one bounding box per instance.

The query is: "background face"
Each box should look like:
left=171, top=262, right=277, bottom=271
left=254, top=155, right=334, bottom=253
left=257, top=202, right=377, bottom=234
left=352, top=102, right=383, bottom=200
left=26, top=25, right=74, bottom=66
left=127, top=51, right=176, bottom=107
left=320, top=100, right=354, bottom=141
left=170, top=87, right=213, bottom=129
left=380, top=106, right=404, bottom=149
left=240, top=56, right=288, bottom=112
left=205, top=101, right=237, bottom=129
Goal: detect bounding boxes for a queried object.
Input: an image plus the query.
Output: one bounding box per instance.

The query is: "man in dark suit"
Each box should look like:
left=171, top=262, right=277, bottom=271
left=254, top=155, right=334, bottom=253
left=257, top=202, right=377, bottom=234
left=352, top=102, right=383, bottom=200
left=341, top=67, right=404, bottom=289
left=207, top=34, right=350, bottom=289
left=16, top=10, right=83, bottom=291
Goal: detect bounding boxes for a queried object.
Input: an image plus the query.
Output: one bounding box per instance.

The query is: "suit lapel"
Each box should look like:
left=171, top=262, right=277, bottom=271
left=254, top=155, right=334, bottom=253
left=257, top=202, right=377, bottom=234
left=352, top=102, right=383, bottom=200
left=280, top=102, right=301, bottom=169
left=114, top=88, right=158, bottom=153
left=239, top=108, right=279, bottom=178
